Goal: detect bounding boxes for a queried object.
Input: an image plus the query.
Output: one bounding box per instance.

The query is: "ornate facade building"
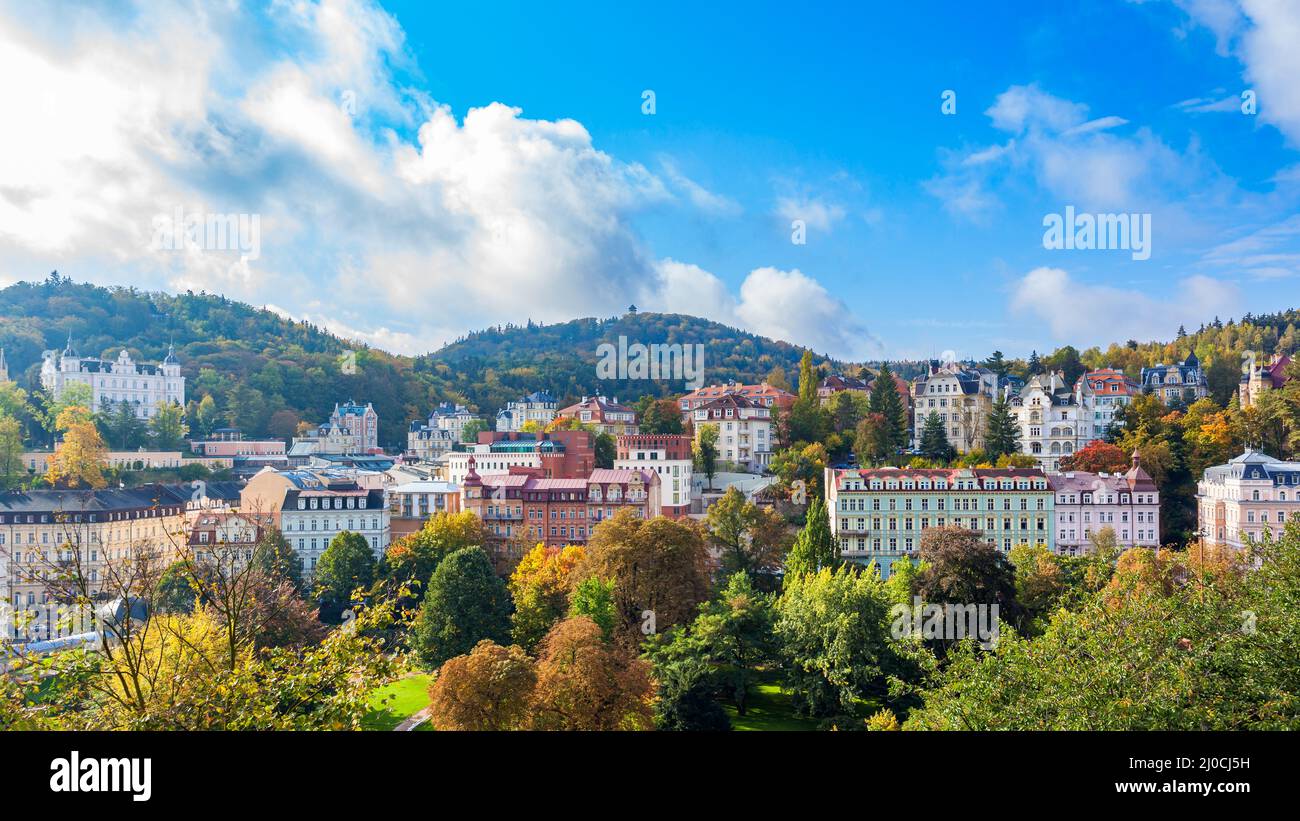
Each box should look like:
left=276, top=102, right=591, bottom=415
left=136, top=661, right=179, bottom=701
left=1141, top=353, right=1208, bottom=404
left=1012, top=372, right=1094, bottom=472
left=328, top=401, right=379, bottom=452
left=495, top=391, right=558, bottom=432
left=910, top=360, right=1014, bottom=453
left=40, top=338, right=184, bottom=419
left=1240, top=354, right=1292, bottom=408
left=825, top=466, right=1054, bottom=578
left=1051, top=453, right=1160, bottom=555
left=1198, top=449, right=1300, bottom=549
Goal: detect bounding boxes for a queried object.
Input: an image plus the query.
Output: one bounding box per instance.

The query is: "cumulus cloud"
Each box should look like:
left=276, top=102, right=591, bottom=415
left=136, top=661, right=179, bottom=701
left=928, top=84, right=1191, bottom=218
left=1173, top=0, right=1300, bottom=146
left=1010, top=266, right=1240, bottom=343
left=0, top=0, right=867, bottom=358
left=642, top=261, right=878, bottom=359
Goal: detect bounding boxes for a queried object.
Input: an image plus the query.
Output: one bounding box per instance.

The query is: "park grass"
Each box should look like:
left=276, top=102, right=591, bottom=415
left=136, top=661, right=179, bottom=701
left=720, top=670, right=819, bottom=731
left=362, top=673, right=433, bottom=731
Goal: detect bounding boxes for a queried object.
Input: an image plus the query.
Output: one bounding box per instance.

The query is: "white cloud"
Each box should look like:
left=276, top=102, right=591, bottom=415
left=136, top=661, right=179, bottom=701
left=775, top=196, right=846, bottom=232
left=0, top=0, right=868, bottom=358
left=1173, top=0, right=1300, bottom=146
left=1010, top=266, right=1240, bottom=342
left=929, top=84, right=1199, bottom=218
left=641, top=261, right=876, bottom=359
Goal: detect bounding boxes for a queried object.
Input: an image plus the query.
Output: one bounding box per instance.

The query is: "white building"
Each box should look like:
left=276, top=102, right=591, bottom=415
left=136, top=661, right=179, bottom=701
left=496, top=392, right=558, bottom=432
left=911, top=360, right=1012, bottom=453
left=1051, top=454, right=1160, bottom=555
left=691, top=394, right=772, bottom=472
left=240, top=468, right=390, bottom=579
left=1012, top=372, right=1094, bottom=473
left=40, top=337, right=184, bottom=419
left=1198, top=449, right=1300, bottom=550
left=614, top=434, right=693, bottom=518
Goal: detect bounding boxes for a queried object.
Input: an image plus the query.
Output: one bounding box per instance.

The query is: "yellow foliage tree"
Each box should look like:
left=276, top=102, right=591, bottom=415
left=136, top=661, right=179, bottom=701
left=45, top=408, right=108, bottom=489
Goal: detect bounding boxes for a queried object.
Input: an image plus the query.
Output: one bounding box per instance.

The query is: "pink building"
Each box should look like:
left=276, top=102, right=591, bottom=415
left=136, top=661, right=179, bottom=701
left=1050, top=452, right=1160, bottom=555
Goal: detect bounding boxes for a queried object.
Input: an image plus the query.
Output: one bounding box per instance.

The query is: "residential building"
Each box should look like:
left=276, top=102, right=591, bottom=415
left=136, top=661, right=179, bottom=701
left=557, top=395, right=639, bottom=436
left=1051, top=453, right=1160, bottom=555
left=496, top=391, right=558, bottom=432
left=1198, top=449, right=1300, bottom=549
left=406, top=422, right=457, bottom=461
left=422, top=402, right=481, bottom=441
left=388, top=480, right=461, bottom=539
left=189, top=428, right=288, bottom=475
left=825, top=466, right=1054, bottom=578
left=817, top=374, right=869, bottom=406
left=615, top=434, right=693, bottom=517
left=1240, top=354, right=1292, bottom=408
left=1078, top=368, right=1140, bottom=437
left=1141, top=353, right=1208, bottom=404
left=691, top=394, right=772, bottom=471
left=188, top=512, right=262, bottom=564
left=40, top=337, right=184, bottom=420
left=240, top=468, right=389, bottom=579
left=0, top=485, right=193, bottom=640
left=1012, top=372, right=1095, bottom=472
left=678, top=382, right=796, bottom=416
left=445, top=430, right=595, bottom=485
left=460, top=460, right=660, bottom=571
left=327, top=401, right=379, bottom=452
left=910, top=360, right=1011, bottom=452
left=20, top=449, right=232, bottom=474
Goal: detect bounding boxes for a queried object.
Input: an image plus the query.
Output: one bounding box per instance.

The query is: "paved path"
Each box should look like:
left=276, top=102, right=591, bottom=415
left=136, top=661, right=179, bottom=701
left=394, top=707, right=432, bottom=732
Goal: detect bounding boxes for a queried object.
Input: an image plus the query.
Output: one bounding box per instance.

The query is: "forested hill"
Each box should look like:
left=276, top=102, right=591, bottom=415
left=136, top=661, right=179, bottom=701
left=6, top=274, right=1299, bottom=447
left=414, top=311, right=840, bottom=416
left=0, top=274, right=435, bottom=446
left=0, top=275, right=838, bottom=446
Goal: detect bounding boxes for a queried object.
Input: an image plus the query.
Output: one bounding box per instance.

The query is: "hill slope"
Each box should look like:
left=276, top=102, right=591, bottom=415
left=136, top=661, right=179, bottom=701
left=0, top=275, right=838, bottom=446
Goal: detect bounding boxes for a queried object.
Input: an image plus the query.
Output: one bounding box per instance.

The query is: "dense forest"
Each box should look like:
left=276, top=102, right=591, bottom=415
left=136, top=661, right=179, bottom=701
left=6, top=273, right=1300, bottom=455
left=0, top=274, right=839, bottom=447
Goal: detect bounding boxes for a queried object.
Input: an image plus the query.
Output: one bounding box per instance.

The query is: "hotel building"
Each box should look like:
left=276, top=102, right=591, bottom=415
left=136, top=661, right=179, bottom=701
left=1051, top=453, right=1160, bottom=555
left=825, top=466, right=1054, bottom=578
left=1198, top=449, right=1300, bottom=549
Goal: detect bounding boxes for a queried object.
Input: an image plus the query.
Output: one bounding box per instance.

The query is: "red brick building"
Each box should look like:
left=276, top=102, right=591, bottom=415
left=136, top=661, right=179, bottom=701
left=461, top=459, right=661, bottom=569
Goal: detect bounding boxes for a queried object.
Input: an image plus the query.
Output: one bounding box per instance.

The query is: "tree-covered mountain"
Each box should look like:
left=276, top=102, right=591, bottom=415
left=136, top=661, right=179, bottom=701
left=8, top=273, right=1300, bottom=450
left=0, top=275, right=842, bottom=447
left=413, top=310, right=843, bottom=418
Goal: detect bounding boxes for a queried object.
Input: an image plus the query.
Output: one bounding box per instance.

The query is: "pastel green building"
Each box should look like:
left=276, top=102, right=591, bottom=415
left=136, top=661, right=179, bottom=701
left=824, top=466, right=1055, bottom=579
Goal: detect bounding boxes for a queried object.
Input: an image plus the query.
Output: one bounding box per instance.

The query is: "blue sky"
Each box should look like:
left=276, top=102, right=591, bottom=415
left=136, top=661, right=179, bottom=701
left=2, top=0, right=1298, bottom=362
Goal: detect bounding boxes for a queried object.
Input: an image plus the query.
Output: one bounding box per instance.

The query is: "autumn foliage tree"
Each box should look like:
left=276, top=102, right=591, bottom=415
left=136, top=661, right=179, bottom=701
left=427, top=640, right=537, bottom=731
left=576, top=510, right=711, bottom=643
left=507, top=543, right=585, bottom=649
left=1058, top=440, right=1131, bottom=474
left=45, top=405, right=108, bottom=489
left=529, top=617, right=655, bottom=731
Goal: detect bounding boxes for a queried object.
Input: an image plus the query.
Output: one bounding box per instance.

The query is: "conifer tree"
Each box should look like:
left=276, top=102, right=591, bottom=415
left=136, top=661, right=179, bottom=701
left=919, top=411, right=953, bottom=462
left=784, top=496, right=839, bottom=580
left=983, top=395, right=1021, bottom=460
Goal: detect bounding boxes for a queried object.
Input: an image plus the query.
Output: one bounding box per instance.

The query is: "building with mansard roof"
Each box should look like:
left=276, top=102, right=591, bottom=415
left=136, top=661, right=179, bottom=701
left=40, top=336, right=184, bottom=419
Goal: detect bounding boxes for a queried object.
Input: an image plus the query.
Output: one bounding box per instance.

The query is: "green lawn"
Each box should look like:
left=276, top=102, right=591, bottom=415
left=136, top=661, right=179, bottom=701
left=720, top=671, right=819, bottom=731
left=362, top=673, right=433, bottom=731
